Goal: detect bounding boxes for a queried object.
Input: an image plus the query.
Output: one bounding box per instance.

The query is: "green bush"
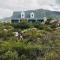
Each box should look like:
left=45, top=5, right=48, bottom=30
left=0, top=50, right=18, bottom=60
left=44, top=50, right=60, bottom=60
left=0, top=22, right=60, bottom=60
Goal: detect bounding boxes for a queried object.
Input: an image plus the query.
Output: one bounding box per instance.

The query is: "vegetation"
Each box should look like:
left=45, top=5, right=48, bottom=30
left=0, top=19, right=60, bottom=60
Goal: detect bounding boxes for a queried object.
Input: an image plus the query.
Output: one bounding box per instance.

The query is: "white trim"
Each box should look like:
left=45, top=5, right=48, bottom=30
left=21, top=11, right=25, bottom=18
left=30, top=12, right=34, bottom=19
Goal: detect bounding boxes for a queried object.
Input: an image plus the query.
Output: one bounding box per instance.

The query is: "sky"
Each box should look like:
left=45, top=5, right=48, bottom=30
left=0, top=0, right=60, bottom=18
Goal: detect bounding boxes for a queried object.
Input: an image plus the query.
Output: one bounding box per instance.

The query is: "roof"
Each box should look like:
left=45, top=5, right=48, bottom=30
left=11, top=9, right=60, bottom=20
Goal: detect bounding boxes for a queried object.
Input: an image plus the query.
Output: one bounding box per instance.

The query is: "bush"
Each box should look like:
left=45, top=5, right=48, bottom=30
left=0, top=50, right=18, bottom=60
left=44, top=50, right=60, bottom=60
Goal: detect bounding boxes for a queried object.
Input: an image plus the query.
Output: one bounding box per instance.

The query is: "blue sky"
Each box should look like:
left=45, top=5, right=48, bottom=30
left=0, top=0, right=60, bottom=18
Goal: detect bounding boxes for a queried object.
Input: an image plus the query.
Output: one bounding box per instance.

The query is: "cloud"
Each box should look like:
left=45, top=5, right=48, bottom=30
left=0, top=0, right=60, bottom=18
left=0, top=0, right=39, bottom=11
left=0, top=8, right=13, bottom=18
left=56, top=0, right=60, bottom=5
left=0, top=0, right=57, bottom=11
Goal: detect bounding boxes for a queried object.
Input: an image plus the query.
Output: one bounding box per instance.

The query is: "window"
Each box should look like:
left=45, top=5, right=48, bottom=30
left=30, top=12, right=34, bottom=19
left=21, top=11, right=25, bottom=18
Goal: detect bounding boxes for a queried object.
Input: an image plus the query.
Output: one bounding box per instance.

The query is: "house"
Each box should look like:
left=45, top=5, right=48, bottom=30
left=11, top=9, right=47, bottom=23
left=11, top=9, right=60, bottom=23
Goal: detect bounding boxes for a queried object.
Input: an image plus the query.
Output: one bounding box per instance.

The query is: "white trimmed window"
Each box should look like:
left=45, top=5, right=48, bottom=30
left=21, top=11, right=25, bottom=18
left=30, top=12, right=34, bottom=19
